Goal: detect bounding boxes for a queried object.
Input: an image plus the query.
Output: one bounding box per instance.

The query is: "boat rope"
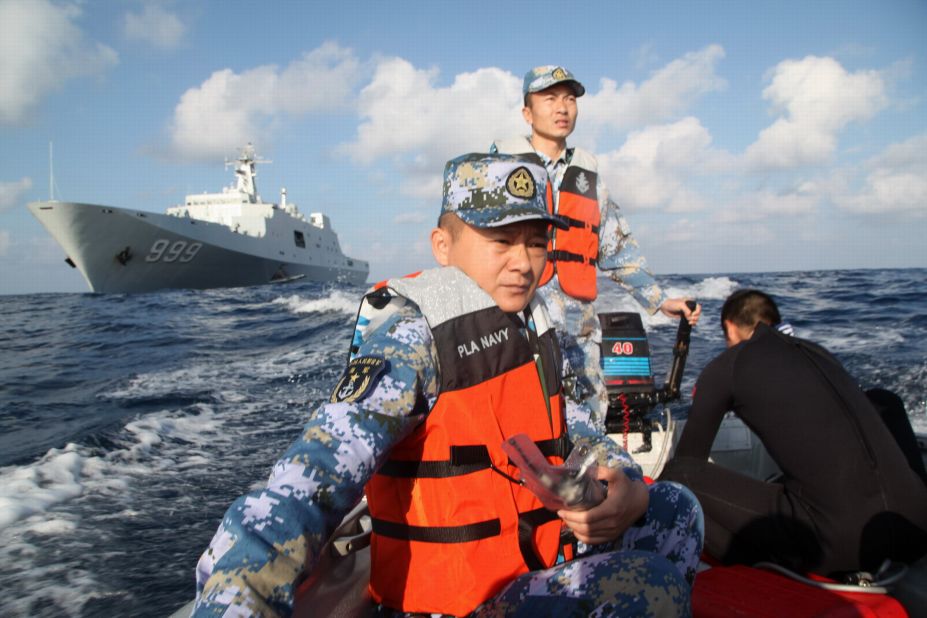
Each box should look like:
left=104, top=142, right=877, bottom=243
left=753, top=559, right=908, bottom=595
left=617, top=392, right=630, bottom=451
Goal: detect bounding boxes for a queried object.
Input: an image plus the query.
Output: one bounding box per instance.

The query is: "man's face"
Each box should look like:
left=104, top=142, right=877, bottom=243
left=523, top=83, right=578, bottom=142
left=433, top=220, right=549, bottom=312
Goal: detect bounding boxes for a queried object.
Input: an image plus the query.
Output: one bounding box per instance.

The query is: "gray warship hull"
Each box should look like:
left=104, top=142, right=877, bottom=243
left=29, top=201, right=368, bottom=294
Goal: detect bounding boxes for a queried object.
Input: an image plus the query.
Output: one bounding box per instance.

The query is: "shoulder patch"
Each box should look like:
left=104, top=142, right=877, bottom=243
left=331, top=356, right=388, bottom=403
left=575, top=171, right=590, bottom=194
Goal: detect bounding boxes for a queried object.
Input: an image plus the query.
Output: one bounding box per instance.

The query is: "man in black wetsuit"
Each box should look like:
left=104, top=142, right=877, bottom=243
left=660, top=289, right=927, bottom=577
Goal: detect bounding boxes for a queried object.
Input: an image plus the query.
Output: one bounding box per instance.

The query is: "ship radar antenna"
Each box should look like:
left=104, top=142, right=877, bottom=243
left=224, top=142, right=271, bottom=203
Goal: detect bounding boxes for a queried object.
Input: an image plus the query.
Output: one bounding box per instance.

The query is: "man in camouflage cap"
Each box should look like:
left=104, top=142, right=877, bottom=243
left=493, top=66, right=701, bottom=429
left=433, top=153, right=566, bottom=313
left=193, top=152, right=702, bottom=617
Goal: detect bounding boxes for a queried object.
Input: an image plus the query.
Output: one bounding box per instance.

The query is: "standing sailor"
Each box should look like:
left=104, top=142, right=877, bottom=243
left=492, top=65, right=701, bottom=423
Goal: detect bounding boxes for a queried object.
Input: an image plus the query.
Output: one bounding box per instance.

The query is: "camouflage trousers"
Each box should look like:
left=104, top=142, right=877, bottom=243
left=470, top=481, right=702, bottom=618
left=380, top=482, right=703, bottom=618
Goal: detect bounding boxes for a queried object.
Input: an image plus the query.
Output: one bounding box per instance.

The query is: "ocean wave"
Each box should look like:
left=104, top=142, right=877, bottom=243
left=593, top=275, right=740, bottom=330
left=0, top=403, right=246, bottom=615
left=100, top=341, right=343, bottom=405
left=804, top=324, right=907, bottom=353
left=272, top=290, right=361, bottom=316
left=861, top=359, right=927, bottom=431
left=0, top=405, right=227, bottom=533
left=1, top=268, right=924, bottom=617
left=664, top=276, right=740, bottom=302
left=0, top=445, right=85, bottom=529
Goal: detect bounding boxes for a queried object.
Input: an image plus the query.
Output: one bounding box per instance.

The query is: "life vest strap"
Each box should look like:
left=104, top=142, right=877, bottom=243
left=376, top=436, right=572, bottom=479
left=372, top=516, right=501, bottom=543
left=535, top=436, right=572, bottom=460
left=518, top=508, right=560, bottom=570
left=548, top=249, right=597, bottom=267
left=557, top=214, right=600, bottom=235
left=377, top=448, right=489, bottom=478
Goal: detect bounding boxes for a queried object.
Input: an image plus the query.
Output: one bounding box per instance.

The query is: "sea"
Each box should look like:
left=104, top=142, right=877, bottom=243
left=1, top=268, right=925, bottom=617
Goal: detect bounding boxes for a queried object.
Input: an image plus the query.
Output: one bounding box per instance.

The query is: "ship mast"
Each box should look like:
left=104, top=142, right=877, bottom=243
left=49, top=142, right=55, bottom=201
left=226, top=143, right=270, bottom=204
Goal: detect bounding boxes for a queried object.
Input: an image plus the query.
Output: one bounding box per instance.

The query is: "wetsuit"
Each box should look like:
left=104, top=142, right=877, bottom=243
left=661, top=323, right=927, bottom=576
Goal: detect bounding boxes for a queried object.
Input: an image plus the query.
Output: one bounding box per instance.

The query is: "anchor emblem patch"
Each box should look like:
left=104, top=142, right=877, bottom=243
left=575, top=172, right=590, bottom=195
left=330, top=356, right=388, bottom=404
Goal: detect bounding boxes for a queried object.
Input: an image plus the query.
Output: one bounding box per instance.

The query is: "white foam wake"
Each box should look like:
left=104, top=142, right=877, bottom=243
left=664, top=276, right=739, bottom=302
left=0, top=405, right=234, bottom=616
left=102, top=341, right=342, bottom=404
left=0, top=445, right=86, bottom=529
left=595, top=275, right=740, bottom=328
left=273, top=290, right=361, bottom=316
left=0, top=406, right=227, bottom=533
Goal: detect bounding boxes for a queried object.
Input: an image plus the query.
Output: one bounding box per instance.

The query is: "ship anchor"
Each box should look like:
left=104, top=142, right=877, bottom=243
left=115, top=246, right=133, bottom=266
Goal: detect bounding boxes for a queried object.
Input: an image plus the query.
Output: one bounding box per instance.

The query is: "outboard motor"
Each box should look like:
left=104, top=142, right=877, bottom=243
left=599, top=301, right=696, bottom=453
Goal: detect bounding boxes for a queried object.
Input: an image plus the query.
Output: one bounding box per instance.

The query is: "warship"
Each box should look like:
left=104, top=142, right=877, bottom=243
left=29, top=144, right=368, bottom=293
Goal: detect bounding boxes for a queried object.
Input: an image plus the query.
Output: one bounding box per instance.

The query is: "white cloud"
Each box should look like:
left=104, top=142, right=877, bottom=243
left=598, top=117, right=722, bottom=213
left=338, top=48, right=726, bottom=199
left=399, top=170, right=445, bottom=201
left=662, top=218, right=699, bottom=244
left=579, top=45, right=726, bottom=141
left=0, top=0, right=118, bottom=125
left=360, top=237, right=432, bottom=282
left=123, top=4, right=185, bottom=49
left=169, top=42, right=362, bottom=160
left=727, top=223, right=775, bottom=246
left=393, top=211, right=430, bottom=225
left=0, top=177, right=33, bottom=212
left=831, top=133, right=927, bottom=214
left=340, top=59, right=524, bottom=168
left=745, top=56, right=887, bottom=170
left=868, top=132, right=927, bottom=170
left=0, top=229, right=9, bottom=256
left=631, top=43, right=661, bottom=72
left=717, top=187, right=819, bottom=223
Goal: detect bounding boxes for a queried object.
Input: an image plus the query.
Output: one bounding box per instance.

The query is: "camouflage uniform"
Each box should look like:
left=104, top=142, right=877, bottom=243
left=493, top=65, right=668, bottom=423
left=193, top=154, right=700, bottom=618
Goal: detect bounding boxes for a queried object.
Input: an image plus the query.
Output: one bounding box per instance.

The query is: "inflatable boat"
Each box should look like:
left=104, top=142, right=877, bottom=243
left=171, top=309, right=927, bottom=617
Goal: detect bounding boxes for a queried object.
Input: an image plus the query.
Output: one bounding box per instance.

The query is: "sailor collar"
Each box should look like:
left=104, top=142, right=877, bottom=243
left=535, top=146, right=574, bottom=169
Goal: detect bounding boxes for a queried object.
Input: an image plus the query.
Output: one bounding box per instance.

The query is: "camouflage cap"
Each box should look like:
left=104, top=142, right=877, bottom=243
left=523, top=65, right=585, bottom=97
left=441, top=153, right=567, bottom=230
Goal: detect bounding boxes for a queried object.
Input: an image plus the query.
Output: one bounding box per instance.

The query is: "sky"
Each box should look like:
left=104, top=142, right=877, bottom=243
left=1, top=0, right=925, bottom=295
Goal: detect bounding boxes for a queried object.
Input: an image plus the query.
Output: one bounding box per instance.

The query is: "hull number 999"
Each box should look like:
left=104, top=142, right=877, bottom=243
left=146, top=239, right=202, bottom=263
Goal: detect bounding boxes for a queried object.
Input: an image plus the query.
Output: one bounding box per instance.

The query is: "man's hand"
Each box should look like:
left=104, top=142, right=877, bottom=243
left=557, top=466, right=649, bottom=544
left=659, top=298, right=701, bottom=326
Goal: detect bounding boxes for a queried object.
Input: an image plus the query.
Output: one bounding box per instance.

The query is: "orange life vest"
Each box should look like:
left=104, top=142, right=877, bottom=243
left=493, top=138, right=601, bottom=301
left=361, top=268, right=570, bottom=616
